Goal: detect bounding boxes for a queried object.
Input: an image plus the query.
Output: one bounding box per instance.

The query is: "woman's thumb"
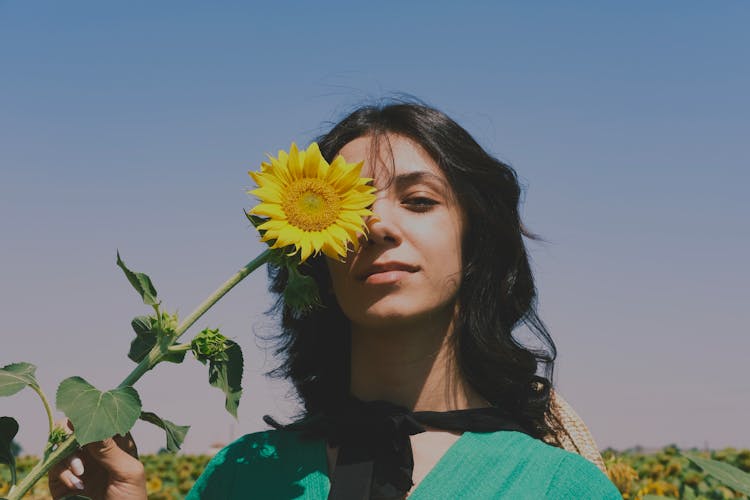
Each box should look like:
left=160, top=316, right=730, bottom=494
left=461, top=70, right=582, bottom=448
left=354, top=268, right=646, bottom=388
left=84, top=434, right=141, bottom=478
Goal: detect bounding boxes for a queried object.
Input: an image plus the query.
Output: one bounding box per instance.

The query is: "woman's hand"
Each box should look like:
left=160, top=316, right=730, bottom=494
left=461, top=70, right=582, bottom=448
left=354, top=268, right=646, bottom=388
left=49, top=431, right=147, bottom=500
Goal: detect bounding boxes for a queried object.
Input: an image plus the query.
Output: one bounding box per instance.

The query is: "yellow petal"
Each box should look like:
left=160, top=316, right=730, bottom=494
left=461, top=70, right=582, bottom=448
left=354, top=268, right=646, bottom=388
left=310, top=231, right=326, bottom=252
left=268, top=159, right=292, bottom=185
left=338, top=210, right=367, bottom=226
left=272, top=226, right=302, bottom=249
left=249, top=186, right=283, bottom=204
left=322, top=228, right=347, bottom=256
left=257, top=219, right=288, bottom=231
left=299, top=238, right=313, bottom=262
left=340, top=193, right=376, bottom=209
left=267, top=150, right=294, bottom=184
left=260, top=228, right=282, bottom=243
left=322, top=239, right=347, bottom=260
left=326, top=156, right=352, bottom=185
left=276, top=149, right=288, bottom=167
left=248, top=170, right=263, bottom=185
left=333, top=164, right=364, bottom=191
left=333, top=218, right=365, bottom=235
left=251, top=170, right=288, bottom=191
left=249, top=203, right=286, bottom=219
left=303, top=143, right=325, bottom=179
left=287, top=143, right=304, bottom=179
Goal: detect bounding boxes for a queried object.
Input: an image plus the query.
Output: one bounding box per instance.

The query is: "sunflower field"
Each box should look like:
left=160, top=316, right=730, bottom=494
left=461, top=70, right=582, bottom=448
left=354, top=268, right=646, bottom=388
left=2, top=446, right=748, bottom=499
left=603, top=445, right=750, bottom=499
left=0, top=454, right=213, bottom=499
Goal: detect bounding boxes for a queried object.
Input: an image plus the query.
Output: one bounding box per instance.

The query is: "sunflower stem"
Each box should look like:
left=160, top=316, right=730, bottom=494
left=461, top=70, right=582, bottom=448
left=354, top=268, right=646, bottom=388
left=117, top=249, right=272, bottom=389
left=7, top=434, right=79, bottom=500
left=27, top=383, right=54, bottom=436
left=167, top=342, right=192, bottom=353
left=9, top=252, right=273, bottom=498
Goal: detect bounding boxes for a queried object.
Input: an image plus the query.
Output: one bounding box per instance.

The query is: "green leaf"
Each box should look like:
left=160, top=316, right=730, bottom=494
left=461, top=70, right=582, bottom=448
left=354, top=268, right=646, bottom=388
left=244, top=210, right=266, bottom=230
left=263, top=254, right=321, bottom=314
left=0, top=416, right=19, bottom=486
left=0, top=362, right=38, bottom=397
left=139, top=411, right=190, bottom=453
left=128, top=316, right=156, bottom=362
left=56, top=377, right=141, bottom=446
left=207, top=340, right=243, bottom=418
left=128, top=315, right=185, bottom=364
left=131, top=315, right=152, bottom=336
left=116, top=252, right=158, bottom=306
left=283, top=265, right=321, bottom=313
left=128, top=334, right=156, bottom=363
left=681, top=485, right=697, bottom=500
left=685, top=452, right=750, bottom=495
left=642, top=496, right=674, bottom=500
left=162, top=347, right=186, bottom=364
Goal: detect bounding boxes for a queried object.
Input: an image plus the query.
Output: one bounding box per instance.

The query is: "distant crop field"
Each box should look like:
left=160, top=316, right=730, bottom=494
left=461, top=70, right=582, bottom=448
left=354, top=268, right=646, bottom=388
left=2, top=446, right=749, bottom=499
left=602, top=445, right=750, bottom=499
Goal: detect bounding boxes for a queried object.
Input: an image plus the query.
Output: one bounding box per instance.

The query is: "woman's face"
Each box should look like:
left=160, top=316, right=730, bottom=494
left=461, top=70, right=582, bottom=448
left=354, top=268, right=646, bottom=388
left=327, top=134, right=465, bottom=329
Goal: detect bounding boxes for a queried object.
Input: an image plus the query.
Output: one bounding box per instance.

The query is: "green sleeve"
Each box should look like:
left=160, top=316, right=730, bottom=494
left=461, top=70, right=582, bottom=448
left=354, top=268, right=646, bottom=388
left=185, top=430, right=330, bottom=499
left=185, top=438, right=238, bottom=499
left=545, top=453, right=622, bottom=499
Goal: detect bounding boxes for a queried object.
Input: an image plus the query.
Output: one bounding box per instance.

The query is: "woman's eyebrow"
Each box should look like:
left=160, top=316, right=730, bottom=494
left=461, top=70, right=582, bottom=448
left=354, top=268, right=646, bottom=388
left=393, top=171, right=448, bottom=191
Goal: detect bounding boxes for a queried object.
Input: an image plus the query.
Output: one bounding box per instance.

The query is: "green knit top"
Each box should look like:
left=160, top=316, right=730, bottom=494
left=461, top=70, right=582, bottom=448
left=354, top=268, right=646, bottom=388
left=186, top=429, right=620, bottom=499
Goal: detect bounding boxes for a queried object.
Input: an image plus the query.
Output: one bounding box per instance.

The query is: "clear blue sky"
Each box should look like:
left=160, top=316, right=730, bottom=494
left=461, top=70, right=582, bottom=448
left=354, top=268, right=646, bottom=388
left=1, top=1, right=748, bottom=455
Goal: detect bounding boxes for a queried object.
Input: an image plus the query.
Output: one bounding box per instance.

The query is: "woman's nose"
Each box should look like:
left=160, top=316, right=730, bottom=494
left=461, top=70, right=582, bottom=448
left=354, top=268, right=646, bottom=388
left=365, top=201, right=401, bottom=246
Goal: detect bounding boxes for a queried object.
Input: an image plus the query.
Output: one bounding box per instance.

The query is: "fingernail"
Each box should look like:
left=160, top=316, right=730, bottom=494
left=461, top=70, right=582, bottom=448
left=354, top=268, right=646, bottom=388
left=70, top=457, right=84, bottom=476
left=71, top=475, right=85, bottom=490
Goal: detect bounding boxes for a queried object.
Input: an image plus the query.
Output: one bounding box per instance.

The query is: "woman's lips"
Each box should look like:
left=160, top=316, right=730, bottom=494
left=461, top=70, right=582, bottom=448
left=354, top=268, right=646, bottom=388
left=357, top=262, right=419, bottom=284
left=363, top=269, right=413, bottom=285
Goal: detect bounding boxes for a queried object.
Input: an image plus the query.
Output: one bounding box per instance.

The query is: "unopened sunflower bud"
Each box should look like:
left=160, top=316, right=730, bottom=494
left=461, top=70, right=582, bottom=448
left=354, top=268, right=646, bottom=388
left=158, top=311, right=179, bottom=336
left=191, top=328, right=229, bottom=363
left=48, top=425, right=69, bottom=447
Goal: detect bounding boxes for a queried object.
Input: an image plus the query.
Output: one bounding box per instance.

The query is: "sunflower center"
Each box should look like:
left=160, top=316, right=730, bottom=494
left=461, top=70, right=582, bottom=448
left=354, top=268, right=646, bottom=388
left=282, top=178, right=340, bottom=231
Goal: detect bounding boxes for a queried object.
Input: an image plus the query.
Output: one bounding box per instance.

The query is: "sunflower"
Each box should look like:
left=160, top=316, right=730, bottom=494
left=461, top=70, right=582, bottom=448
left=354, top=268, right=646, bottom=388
left=606, top=460, right=638, bottom=494
left=640, top=479, right=679, bottom=498
left=146, top=474, right=163, bottom=494
left=248, top=142, right=376, bottom=262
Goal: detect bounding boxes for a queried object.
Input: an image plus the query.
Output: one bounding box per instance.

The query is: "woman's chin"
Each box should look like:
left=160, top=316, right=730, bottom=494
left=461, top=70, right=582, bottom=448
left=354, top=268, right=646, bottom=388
left=353, top=311, right=412, bottom=329
left=351, top=304, right=455, bottom=331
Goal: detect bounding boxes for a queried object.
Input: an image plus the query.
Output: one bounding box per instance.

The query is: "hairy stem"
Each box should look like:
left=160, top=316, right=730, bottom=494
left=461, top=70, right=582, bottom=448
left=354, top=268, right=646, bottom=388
left=167, top=342, right=192, bottom=352
left=167, top=342, right=192, bottom=353
left=28, top=384, right=54, bottom=436
left=152, top=303, right=162, bottom=330
left=8, top=250, right=272, bottom=498
left=7, top=435, right=78, bottom=500
left=117, top=249, right=271, bottom=389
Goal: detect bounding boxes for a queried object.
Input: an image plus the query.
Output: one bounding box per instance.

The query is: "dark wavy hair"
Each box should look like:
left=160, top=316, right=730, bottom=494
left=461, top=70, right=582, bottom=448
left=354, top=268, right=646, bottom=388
left=267, top=101, right=560, bottom=441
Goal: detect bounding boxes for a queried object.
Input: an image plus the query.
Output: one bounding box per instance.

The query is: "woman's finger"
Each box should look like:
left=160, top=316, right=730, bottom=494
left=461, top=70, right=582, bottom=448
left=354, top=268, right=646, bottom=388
left=69, top=455, right=85, bottom=476
left=82, top=435, right=145, bottom=480
left=60, top=468, right=85, bottom=491
left=49, top=451, right=86, bottom=498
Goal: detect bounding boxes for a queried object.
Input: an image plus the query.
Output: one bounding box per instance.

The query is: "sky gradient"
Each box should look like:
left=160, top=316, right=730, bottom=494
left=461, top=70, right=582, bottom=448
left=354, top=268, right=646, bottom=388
left=1, top=1, right=748, bottom=455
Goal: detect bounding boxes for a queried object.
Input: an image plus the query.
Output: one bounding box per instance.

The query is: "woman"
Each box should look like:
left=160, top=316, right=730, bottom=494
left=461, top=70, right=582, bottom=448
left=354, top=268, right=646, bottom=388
left=51, top=102, right=620, bottom=499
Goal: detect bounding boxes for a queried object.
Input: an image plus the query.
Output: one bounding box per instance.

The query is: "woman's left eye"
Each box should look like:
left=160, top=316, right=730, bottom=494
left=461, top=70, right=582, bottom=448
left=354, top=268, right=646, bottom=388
left=403, top=197, right=439, bottom=211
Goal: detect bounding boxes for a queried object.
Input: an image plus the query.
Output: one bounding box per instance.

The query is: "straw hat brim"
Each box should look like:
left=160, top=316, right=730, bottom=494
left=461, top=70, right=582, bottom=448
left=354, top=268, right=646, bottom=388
left=544, top=389, right=607, bottom=474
